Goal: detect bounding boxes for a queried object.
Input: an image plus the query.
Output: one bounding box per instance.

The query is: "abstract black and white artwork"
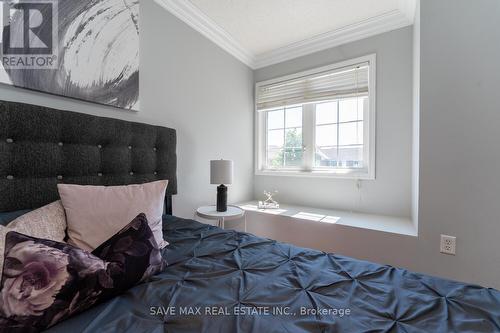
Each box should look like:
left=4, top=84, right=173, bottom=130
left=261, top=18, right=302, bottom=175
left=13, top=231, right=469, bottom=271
left=0, top=0, right=139, bottom=110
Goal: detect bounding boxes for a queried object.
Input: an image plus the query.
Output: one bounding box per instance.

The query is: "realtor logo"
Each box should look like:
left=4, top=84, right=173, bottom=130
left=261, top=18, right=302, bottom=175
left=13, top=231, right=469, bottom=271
left=0, top=0, right=58, bottom=69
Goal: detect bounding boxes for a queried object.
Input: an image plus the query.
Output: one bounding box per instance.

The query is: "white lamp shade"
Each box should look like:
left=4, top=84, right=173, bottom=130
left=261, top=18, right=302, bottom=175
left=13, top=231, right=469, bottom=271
left=210, top=160, right=233, bottom=185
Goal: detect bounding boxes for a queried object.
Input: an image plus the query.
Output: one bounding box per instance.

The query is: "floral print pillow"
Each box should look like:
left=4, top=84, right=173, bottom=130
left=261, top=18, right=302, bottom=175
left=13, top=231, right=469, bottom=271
left=0, top=213, right=166, bottom=332
left=92, top=212, right=166, bottom=291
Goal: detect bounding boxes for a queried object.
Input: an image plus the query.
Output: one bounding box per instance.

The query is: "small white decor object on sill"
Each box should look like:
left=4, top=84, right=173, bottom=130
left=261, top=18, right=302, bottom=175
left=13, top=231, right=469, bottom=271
left=258, top=190, right=280, bottom=209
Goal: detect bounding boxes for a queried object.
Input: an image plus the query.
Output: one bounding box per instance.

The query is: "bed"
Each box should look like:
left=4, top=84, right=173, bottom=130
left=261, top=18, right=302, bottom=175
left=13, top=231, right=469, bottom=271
left=1, top=101, right=499, bottom=333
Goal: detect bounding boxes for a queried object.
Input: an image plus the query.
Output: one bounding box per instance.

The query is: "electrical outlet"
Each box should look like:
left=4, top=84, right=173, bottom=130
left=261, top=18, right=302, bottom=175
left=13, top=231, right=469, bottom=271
left=440, top=235, right=456, bottom=255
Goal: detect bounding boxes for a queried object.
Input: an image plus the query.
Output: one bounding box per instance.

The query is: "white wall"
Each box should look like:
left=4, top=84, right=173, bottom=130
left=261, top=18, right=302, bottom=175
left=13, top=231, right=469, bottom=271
left=248, top=1, right=500, bottom=290
left=411, top=0, right=420, bottom=227
left=416, top=0, right=500, bottom=288
left=283, top=0, right=500, bottom=289
left=0, top=1, right=255, bottom=218
left=254, top=27, right=414, bottom=218
left=243, top=211, right=420, bottom=273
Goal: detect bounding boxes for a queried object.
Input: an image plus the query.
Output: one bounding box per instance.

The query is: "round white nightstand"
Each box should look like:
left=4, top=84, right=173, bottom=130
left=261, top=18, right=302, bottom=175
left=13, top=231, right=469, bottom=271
left=196, top=205, right=246, bottom=231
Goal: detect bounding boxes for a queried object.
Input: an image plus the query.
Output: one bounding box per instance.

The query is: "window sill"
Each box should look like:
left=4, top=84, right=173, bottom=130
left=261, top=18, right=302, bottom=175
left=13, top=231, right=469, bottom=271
left=255, top=169, right=375, bottom=180
left=237, top=201, right=417, bottom=237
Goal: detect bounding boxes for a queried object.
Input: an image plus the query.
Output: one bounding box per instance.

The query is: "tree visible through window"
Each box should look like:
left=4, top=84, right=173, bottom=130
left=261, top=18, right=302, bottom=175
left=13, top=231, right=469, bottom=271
left=266, top=107, right=303, bottom=168
left=271, top=128, right=303, bottom=167
left=265, top=98, right=365, bottom=171
left=256, top=55, right=375, bottom=178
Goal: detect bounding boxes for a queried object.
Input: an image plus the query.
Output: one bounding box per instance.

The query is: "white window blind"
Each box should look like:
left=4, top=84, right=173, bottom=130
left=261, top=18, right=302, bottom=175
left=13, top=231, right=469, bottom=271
left=256, top=62, right=369, bottom=111
left=255, top=54, right=376, bottom=179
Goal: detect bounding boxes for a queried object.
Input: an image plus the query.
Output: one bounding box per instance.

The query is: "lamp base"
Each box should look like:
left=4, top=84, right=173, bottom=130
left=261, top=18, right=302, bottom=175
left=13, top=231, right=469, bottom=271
left=216, top=184, right=227, bottom=212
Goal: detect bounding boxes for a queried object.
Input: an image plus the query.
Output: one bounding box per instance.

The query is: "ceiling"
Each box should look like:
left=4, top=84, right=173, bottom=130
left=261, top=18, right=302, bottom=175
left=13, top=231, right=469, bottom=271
left=155, top=0, right=416, bottom=69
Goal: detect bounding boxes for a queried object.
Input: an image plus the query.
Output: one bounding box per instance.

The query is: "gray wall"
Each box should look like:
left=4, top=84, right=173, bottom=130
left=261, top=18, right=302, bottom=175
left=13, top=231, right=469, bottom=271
left=254, top=27, right=414, bottom=218
left=411, top=0, right=420, bottom=226
left=0, top=1, right=255, bottom=217
left=416, top=0, right=500, bottom=288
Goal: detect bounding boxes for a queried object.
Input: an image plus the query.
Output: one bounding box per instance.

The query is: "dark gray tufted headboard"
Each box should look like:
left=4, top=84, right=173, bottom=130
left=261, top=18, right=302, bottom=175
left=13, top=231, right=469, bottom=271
left=0, top=100, right=177, bottom=214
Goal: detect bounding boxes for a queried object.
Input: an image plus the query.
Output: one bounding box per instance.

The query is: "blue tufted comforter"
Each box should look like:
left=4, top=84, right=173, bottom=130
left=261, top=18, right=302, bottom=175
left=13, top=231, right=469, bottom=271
left=46, top=216, right=500, bottom=333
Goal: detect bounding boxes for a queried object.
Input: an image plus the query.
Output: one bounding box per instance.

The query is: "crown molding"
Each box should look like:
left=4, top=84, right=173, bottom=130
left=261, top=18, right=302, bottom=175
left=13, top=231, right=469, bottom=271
left=254, top=10, right=412, bottom=69
left=398, top=0, right=418, bottom=22
left=154, top=0, right=256, bottom=68
left=155, top=0, right=416, bottom=70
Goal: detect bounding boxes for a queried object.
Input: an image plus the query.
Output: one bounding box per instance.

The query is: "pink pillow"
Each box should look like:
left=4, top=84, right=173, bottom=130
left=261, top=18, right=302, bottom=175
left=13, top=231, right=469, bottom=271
left=57, top=180, right=168, bottom=252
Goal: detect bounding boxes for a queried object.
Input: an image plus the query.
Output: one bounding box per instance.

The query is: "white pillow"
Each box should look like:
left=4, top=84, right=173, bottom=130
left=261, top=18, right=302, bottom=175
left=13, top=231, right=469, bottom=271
left=0, top=201, right=67, bottom=276
left=58, top=180, right=168, bottom=252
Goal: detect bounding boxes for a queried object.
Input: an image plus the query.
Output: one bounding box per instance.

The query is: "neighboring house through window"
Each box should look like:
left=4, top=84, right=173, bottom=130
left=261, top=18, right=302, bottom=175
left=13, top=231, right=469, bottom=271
left=255, top=54, right=376, bottom=179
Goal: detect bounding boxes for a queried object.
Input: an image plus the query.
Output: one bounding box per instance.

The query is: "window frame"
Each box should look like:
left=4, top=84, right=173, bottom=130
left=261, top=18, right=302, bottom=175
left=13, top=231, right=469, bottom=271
left=255, top=54, right=376, bottom=180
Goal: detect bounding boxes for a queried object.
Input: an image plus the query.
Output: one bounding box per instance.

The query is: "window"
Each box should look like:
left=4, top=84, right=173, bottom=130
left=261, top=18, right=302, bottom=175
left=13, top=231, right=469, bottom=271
left=266, top=106, right=303, bottom=168
left=255, top=54, right=376, bottom=179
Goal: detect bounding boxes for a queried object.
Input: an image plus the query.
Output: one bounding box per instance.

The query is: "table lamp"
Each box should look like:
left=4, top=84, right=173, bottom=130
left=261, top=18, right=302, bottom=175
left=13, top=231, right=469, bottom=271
left=210, top=160, right=233, bottom=212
